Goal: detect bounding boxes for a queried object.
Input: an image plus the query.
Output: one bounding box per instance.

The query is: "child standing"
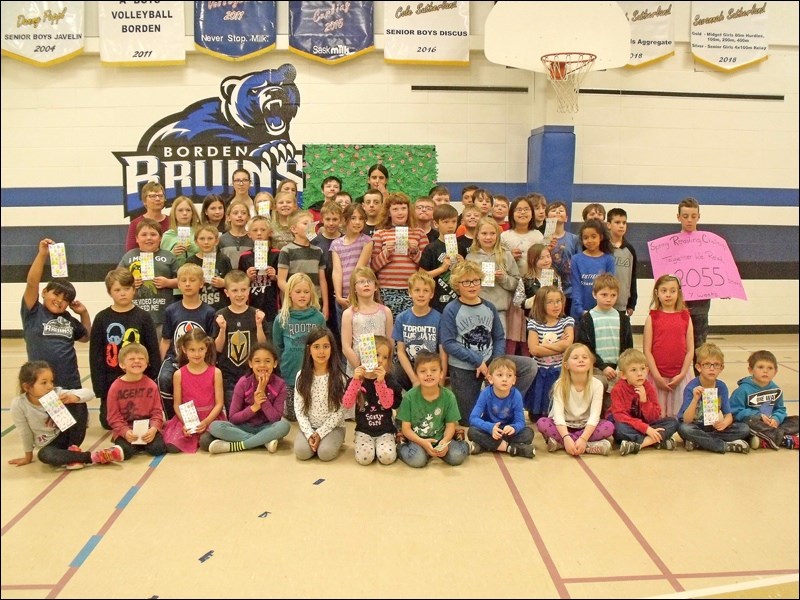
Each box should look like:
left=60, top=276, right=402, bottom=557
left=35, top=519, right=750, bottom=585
left=492, top=194, right=511, bottom=231
left=341, top=267, right=394, bottom=377
left=218, top=199, right=254, bottom=269
left=537, top=343, right=615, bottom=456
left=569, top=219, right=616, bottom=321
left=468, top=358, right=535, bottom=458
left=396, top=350, right=470, bottom=468
left=466, top=217, right=520, bottom=336
left=273, top=273, right=326, bottom=421
left=677, top=343, right=750, bottom=453
left=545, top=202, right=581, bottom=317
left=214, top=270, right=267, bottom=413
left=610, top=349, right=679, bottom=456
left=200, top=194, right=227, bottom=234
left=23, top=238, right=92, bottom=446
left=643, top=274, right=694, bottom=418
left=270, top=191, right=298, bottom=251
left=90, top=268, right=160, bottom=430
left=331, top=204, right=373, bottom=325
left=162, top=329, right=225, bottom=453
left=157, top=264, right=217, bottom=419
left=106, top=343, right=168, bottom=460
left=342, top=336, right=403, bottom=465
left=606, top=208, right=638, bottom=316
left=187, top=224, right=232, bottom=311
left=392, top=272, right=447, bottom=391
left=730, top=350, right=799, bottom=450
left=293, top=327, right=347, bottom=462
left=420, top=203, right=462, bottom=313
left=676, top=197, right=711, bottom=352
left=525, top=286, right=575, bottom=423
left=456, top=206, right=482, bottom=256
left=521, top=244, right=561, bottom=316
left=207, top=344, right=291, bottom=454
left=312, top=201, right=342, bottom=331
left=160, top=195, right=201, bottom=268
left=414, top=196, right=438, bottom=243
left=370, top=192, right=429, bottom=319
left=361, top=188, right=384, bottom=237
left=277, top=210, right=329, bottom=320
left=9, top=361, right=123, bottom=469
left=237, top=215, right=279, bottom=331
left=528, top=192, right=548, bottom=235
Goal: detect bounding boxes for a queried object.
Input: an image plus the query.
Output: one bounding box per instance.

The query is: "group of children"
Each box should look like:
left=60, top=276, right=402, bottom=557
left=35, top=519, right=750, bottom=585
left=10, top=186, right=798, bottom=472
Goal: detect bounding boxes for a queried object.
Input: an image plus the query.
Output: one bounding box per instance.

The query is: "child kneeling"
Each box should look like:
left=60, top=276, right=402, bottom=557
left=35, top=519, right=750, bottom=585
left=396, top=350, right=469, bottom=467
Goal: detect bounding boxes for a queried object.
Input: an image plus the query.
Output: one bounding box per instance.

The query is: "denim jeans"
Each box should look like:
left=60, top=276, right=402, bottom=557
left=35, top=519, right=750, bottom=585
left=468, top=425, right=534, bottom=451
left=678, top=421, right=750, bottom=453
left=398, top=440, right=469, bottom=467
left=613, top=417, right=679, bottom=445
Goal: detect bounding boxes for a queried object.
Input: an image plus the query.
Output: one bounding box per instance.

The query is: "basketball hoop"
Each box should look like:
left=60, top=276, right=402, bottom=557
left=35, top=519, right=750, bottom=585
left=541, top=52, right=596, bottom=113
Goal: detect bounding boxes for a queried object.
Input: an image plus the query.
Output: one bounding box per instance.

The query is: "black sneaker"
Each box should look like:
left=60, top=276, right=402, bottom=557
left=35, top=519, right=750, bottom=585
left=619, top=440, right=641, bottom=456
left=468, top=441, right=483, bottom=455
left=725, top=440, right=750, bottom=454
left=508, top=443, right=535, bottom=458
left=752, top=429, right=780, bottom=450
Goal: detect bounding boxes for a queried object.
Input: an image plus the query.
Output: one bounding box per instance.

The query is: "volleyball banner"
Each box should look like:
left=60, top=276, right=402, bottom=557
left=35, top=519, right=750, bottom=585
left=194, top=0, right=276, bottom=61
left=98, top=0, right=185, bottom=66
left=619, top=1, right=674, bottom=67
left=383, top=0, right=469, bottom=66
left=690, top=1, right=768, bottom=72
left=1, top=1, right=84, bottom=67
left=288, top=1, right=374, bottom=65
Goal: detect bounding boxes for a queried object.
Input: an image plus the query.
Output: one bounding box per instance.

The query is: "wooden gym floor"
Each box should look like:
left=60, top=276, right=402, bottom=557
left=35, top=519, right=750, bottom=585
left=1, top=335, right=798, bottom=599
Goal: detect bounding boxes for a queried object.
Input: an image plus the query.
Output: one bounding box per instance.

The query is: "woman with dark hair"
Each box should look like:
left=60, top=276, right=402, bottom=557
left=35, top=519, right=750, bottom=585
left=355, top=163, right=389, bottom=203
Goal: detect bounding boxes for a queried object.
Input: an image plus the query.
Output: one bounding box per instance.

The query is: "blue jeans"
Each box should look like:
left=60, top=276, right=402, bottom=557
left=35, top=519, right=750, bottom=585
left=678, top=421, right=750, bottom=453
left=614, top=418, right=679, bottom=444
left=398, top=440, right=469, bottom=467
left=468, top=425, right=534, bottom=451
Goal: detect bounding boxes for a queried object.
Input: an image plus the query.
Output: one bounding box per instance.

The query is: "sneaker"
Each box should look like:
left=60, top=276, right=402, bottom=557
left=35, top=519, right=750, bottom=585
left=684, top=440, right=697, bottom=452
left=508, top=443, right=535, bottom=458
left=725, top=439, right=750, bottom=454
left=266, top=439, right=279, bottom=453
left=208, top=440, right=231, bottom=454
left=752, top=430, right=780, bottom=450
left=468, top=441, right=483, bottom=455
left=585, top=439, right=611, bottom=455
left=659, top=438, right=676, bottom=451
left=619, top=440, right=641, bottom=456
left=453, top=429, right=466, bottom=442
left=395, top=432, right=407, bottom=446
left=546, top=437, right=560, bottom=453
left=65, top=445, right=84, bottom=470
left=749, top=435, right=761, bottom=450
left=90, top=445, right=124, bottom=465
left=785, top=434, right=799, bottom=449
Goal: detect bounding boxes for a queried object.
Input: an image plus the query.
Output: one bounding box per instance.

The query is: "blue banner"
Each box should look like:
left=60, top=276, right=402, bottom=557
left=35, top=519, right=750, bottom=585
left=194, top=0, right=276, bottom=61
left=288, top=1, right=374, bottom=64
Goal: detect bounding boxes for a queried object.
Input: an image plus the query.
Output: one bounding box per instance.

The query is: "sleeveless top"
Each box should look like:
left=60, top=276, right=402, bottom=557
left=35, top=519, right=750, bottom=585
left=650, top=309, right=690, bottom=378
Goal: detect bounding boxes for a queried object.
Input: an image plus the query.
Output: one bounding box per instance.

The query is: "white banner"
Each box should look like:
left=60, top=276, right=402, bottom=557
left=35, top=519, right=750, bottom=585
left=1, top=1, right=84, bottom=67
left=619, top=1, right=674, bottom=67
left=384, top=0, right=469, bottom=66
left=690, top=1, right=768, bottom=71
left=98, top=1, right=185, bottom=66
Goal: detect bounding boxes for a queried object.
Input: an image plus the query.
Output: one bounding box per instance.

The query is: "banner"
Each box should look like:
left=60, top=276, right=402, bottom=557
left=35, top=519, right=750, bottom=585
left=648, top=231, right=747, bottom=301
left=98, top=1, right=185, bottom=66
left=383, top=0, right=469, bottom=66
left=1, top=1, right=84, bottom=67
left=619, top=1, right=674, bottom=67
left=288, top=1, right=374, bottom=65
left=690, top=1, right=768, bottom=71
left=194, top=0, right=276, bottom=61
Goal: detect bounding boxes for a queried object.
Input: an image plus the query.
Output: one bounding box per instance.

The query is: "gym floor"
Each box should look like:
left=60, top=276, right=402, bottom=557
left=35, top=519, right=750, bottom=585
left=1, top=334, right=798, bottom=599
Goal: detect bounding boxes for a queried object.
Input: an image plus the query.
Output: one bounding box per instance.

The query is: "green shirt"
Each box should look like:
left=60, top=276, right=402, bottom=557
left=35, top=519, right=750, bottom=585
left=396, top=386, right=461, bottom=442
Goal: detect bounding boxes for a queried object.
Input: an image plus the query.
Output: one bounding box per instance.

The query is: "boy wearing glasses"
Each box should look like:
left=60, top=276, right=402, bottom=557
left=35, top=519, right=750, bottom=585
left=414, top=196, right=437, bottom=244
left=125, top=181, right=169, bottom=251
left=676, top=342, right=750, bottom=453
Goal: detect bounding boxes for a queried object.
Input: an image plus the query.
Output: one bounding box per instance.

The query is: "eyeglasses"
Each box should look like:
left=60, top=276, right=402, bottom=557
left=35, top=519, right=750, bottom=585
left=233, top=179, right=250, bottom=184
left=355, top=279, right=375, bottom=286
left=459, top=279, right=481, bottom=287
left=514, top=207, right=531, bottom=213
left=416, top=206, right=434, bottom=212
left=147, top=193, right=165, bottom=199
left=700, top=362, right=724, bottom=370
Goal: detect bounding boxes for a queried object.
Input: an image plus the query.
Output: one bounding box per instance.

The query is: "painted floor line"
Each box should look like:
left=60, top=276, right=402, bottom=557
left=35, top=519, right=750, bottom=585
left=645, top=572, right=799, bottom=599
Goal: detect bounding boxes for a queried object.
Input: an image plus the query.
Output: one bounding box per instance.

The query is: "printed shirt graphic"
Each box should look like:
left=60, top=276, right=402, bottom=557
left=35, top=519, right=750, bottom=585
left=397, top=386, right=460, bottom=442
left=215, top=307, right=260, bottom=381
left=392, top=309, right=441, bottom=362
left=21, top=299, right=85, bottom=389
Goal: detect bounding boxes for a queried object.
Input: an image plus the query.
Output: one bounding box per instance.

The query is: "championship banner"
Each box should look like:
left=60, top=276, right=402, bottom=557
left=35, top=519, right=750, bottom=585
left=288, top=1, right=374, bottom=65
left=383, top=0, right=469, bottom=66
left=98, top=1, right=185, bottom=66
left=194, top=0, right=276, bottom=61
left=619, top=1, right=674, bottom=67
left=690, top=1, right=768, bottom=72
left=648, top=231, right=747, bottom=301
left=1, top=1, right=84, bottom=67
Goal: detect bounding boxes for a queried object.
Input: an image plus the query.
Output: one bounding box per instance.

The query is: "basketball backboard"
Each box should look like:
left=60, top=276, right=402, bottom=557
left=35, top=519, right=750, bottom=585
left=484, top=1, right=631, bottom=73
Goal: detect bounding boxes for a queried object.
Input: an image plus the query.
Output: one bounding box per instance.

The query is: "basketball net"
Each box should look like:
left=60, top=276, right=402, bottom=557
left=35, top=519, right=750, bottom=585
left=541, top=52, right=596, bottom=113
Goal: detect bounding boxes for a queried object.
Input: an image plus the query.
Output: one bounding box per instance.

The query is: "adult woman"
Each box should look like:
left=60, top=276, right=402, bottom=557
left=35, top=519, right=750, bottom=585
left=356, top=164, right=389, bottom=203
left=125, top=181, right=169, bottom=251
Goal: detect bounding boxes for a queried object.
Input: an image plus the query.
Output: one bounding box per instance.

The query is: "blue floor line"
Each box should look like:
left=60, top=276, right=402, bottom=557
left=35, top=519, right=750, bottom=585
left=70, top=534, right=103, bottom=568
left=117, top=486, right=140, bottom=510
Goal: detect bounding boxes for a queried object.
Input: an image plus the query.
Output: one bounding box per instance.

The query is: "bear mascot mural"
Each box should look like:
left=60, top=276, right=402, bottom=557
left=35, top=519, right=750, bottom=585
left=139, top=63, right=300, bottom=168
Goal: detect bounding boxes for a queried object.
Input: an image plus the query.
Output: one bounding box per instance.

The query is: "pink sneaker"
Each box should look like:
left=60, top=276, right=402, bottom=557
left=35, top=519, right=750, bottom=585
left=91, top=445, right=124, bottom=465
left=65, top=445, right=84, bottom=470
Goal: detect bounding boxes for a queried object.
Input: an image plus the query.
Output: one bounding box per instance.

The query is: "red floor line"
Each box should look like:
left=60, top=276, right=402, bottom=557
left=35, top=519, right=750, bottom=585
left=494, top=453, right=570, bottom=599
left=1, top=432, right=111, bottom=537
left=46, top=460, right=164, bottom=599
left=563, top=574, right=676, bottom=583
left=576, top=458, right=684, bottom=593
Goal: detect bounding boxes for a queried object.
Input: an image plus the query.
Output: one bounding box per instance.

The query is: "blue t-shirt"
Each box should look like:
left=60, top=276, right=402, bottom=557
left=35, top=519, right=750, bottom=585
left=161, top=301, right=218, bottom=359
left=678, top=377, right=731, bottom=424
left=21, top=299, right=86, bottom=388
left=392, top=308, right=441, bottom=365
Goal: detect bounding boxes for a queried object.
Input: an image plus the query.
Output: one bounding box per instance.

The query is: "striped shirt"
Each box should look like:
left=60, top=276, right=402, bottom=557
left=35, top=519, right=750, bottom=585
left=370, top=227, right=429, bottom=289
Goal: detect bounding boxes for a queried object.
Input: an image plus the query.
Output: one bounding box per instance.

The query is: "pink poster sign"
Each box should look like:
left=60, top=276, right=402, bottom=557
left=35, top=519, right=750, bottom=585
left=648, top=231, right=747, bottom=301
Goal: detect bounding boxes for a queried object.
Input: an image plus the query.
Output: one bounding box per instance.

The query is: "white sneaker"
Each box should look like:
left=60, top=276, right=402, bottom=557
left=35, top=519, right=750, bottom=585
left=585, top=439, right=611, bottom=455
left=546, top=437, right=560, bottom=453
left=266, top=439, right=279, bottom=453
left=208, top=440, right=231, bottom=454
